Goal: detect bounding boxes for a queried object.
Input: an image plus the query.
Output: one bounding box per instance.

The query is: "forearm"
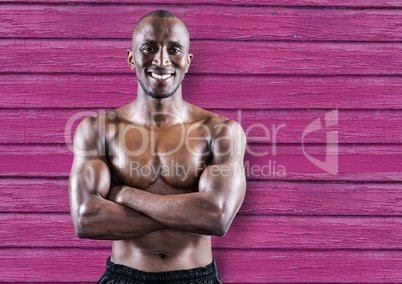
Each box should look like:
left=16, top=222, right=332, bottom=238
left=114, top=186, right=226, bottom=236
left=73, top=195, right=166, bottom=240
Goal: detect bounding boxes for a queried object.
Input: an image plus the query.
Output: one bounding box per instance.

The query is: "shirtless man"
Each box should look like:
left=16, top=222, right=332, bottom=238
left=69, top=10, right=246, bottom=284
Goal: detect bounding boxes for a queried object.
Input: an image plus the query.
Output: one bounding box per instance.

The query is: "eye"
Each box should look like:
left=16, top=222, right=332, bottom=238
left=141, top=46, right=156, bottom=53
left=169, top=47, right=182, bottom=54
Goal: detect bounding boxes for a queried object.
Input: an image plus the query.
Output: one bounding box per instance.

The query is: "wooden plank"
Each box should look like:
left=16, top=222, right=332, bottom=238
left=247, top=144, right=402, bottom=181
left=0, top=248, right=109, bottom=283
left=0, top=178, right=70, bottom=213
left=1, top=109, right=401, bottom=144
left=216, top=215, right=402, bottom=249
left=1, top=248, right=402, bottom=282
left=214, top=249, right=402, bottom=283
left=2, top=6, right=402, bottom=41
left=2, top=179, right=402, bottom=216
left=2, top=40, right=402, bottom=75
left=0, top=144, right=400, bottom=181
left=3, top=213, right=402, bottom=250
left=2, top=74, right=401, bottom=109
left=0, top=213, right=111, bottom=248
left=235, top=109, right=402, bottom=144
left=0, top=145, right=73, bottom=178
left=0, top=0, right=400, bottom=8
left=242, top=181, right=402, bottom=216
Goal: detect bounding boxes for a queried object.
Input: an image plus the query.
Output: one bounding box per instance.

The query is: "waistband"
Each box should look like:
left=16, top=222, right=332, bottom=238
left=105, top=257, right=219, bottom=283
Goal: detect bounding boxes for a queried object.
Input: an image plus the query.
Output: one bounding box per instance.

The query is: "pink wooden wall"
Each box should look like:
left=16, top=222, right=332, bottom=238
left=1, top=0, right=402, bottom=282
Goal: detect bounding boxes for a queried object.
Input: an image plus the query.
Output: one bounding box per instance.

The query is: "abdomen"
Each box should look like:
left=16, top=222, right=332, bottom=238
left=111, top=229, right=213, bottom=272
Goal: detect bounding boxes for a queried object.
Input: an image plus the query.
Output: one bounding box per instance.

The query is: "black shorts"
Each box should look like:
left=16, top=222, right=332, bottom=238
left=97, top=257, right=223, bottom=284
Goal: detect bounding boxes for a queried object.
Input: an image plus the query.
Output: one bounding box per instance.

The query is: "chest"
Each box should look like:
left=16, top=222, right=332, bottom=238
left=106, top=123, right=212, bottom=190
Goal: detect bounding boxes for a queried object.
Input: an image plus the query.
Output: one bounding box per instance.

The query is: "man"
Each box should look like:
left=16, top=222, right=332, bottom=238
left=69, top=10, right=246, bottom=284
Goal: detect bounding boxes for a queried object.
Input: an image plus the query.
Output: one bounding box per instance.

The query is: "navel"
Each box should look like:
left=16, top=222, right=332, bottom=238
left=156, top=252, right=168, bottom=259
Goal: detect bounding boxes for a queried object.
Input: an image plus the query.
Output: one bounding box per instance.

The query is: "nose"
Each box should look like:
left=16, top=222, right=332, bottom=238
left=152, top=48, right=171, bottom=67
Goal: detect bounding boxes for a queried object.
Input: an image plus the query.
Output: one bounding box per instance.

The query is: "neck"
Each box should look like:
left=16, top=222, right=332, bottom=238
left=129, top=85, right=188, bottom=126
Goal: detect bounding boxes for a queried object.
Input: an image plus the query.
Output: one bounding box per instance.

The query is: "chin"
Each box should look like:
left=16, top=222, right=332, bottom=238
left=139, top=78, right=181, bottom=99
left=148, top=92, right=174, bottom=99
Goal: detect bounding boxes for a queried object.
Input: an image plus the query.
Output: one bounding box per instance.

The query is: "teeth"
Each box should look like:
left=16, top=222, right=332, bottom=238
left=151, top=73, right=172, bottom=80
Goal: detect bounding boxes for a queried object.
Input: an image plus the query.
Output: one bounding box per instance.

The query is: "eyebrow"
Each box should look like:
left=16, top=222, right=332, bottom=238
left=141, top=40, right=184, bottom=48
left=169, top=41, right=184, bottom=48
left=141, top=40, right=157, bottom=46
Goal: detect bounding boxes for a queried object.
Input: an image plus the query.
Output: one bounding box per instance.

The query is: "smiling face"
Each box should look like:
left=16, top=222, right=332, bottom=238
left=128, top=16, right=193, bottom=99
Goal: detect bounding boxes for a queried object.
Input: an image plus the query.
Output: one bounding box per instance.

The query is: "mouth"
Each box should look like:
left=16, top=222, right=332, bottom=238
left=148, top=71, right=174, bottom=84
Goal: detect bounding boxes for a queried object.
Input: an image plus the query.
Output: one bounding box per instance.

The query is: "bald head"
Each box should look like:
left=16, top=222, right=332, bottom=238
left=127, top=10, right=193, bottom=99
left=132, top=10, right=190, bottom=48
left=136, top=10, right=182, bottom=26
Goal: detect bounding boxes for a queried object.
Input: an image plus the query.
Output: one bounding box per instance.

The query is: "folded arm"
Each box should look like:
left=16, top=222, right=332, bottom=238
left=109, top=120, right=247, bottom=236
left=68, top=116, right=166, bottom=240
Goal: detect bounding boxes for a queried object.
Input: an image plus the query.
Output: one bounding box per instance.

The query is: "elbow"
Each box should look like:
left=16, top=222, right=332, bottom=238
left=74, top=225, right=89, bottom=239
left=201, top=201, right=235, bottom=237
left=74, top=219, right=91, bottom=239
left=72, top=204, right=97, bottom=239
left=212, top=225, right=228, bottom=237
left=213, top=218, right=230, bottom=237
left=210, top=210, right=232, bottom=237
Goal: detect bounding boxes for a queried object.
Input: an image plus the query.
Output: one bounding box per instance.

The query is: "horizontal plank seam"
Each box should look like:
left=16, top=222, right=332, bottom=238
left=1, top=176, right=401, bottom=183
left=237, top=213, right=402, bottom=217
left=0, top=176, right=70, bottom=180
left=2, top=72, right=402, bottom=78
left=3, top=37, right=402, bottom=43
left=3, top=246, right=402, bottom=252
left=60, top=142, right=402, bottom=146
left=1, top=2, right=402, bottom=9
left=2, top=107, right=402, bottom=111
left=2, top=74, right=402, bottom=78
left=3, top=72, right=402, bottom=77
left=3, top=142, right=402, bottom=146
left=0, top=283, right=394, bottom=284
left=0, top=283, right=396, bottom=284
left=0, top=212, right=71, bottom=214
left=2, top=177, right=402, bottom=185
left=2, top=107, right=402, bottom=112
left=4, top=212, right=402, bottom=217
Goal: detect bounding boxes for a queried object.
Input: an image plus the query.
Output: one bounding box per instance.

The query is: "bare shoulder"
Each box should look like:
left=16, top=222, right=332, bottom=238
left=187, top=103, right=246, bottom=149
left=73, top=110, right=117, bottom=158
left=74, top=111, right=108, bottom=142
left=75, top=106, right=124, bottom=139
left=189, top=104, right=244, bottom=136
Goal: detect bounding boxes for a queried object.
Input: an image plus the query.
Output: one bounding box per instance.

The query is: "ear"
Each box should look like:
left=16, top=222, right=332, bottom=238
left=185, top=53, right=193, bottom=73
left=127, top=49, right=135, bottom=69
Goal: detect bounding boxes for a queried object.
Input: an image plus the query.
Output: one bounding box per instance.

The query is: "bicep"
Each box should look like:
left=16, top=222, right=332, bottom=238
left=69, top=157, right=112, bottom=225
left=68, top=116, right=111, bottom=213
left=198, top=160, right=246, bottom=211
left=198, top=120, right=247, bottom=212
left=69, top=158, right=111, bottom=201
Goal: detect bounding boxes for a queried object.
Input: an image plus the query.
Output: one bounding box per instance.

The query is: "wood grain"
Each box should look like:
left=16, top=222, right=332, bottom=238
left=1, top=0, right=400, bottom=7
left=0, top=178, right=70, bottom=213
left=0, top=144, right=400, bottom=181
left=214, top=249, right=402, bottom=283
left=2, top=213, right=402, bottom=250
left=1, top=1, right=401, bottom=282
left=2, top=74, right=401, bottom=109
left=1, top=109, right=401, bottom=144
left=2, top=178, right=402, bottom=216
left=2, top=6, right=402, bottom=41
left=241, top=181, right=402, bottom=216
left=2, top=248, right=402, bottom=282
left=2, top=40, right=402, bottom=75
